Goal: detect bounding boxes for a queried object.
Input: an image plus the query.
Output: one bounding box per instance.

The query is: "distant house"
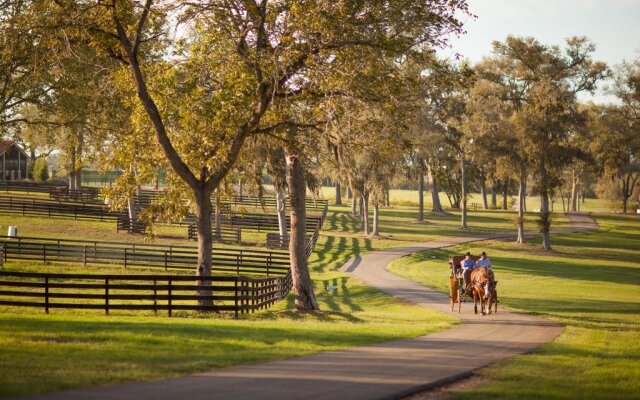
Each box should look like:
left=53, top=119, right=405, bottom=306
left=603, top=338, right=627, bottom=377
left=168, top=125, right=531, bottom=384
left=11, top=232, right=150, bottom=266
left=0, top=139, right=30, bottom=181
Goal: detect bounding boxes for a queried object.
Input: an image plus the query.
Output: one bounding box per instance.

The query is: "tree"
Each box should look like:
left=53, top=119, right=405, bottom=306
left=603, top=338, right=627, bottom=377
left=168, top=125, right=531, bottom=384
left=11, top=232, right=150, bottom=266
left=32, top=157, right=49, bottom=181
left=0, top=1, right=52, bottom=127
left=590, top=106, right=640, bottom=213
left=43, top=0, right=469, bottom=310
left=423, top=60, right=475, bottom=228
left=475, top=36, right=607, bottom=249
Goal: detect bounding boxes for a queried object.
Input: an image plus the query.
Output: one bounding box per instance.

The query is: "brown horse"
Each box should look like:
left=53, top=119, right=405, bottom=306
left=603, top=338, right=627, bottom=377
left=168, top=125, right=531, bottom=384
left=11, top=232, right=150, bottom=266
left=470, top=267, right=497, bottom=315
left=449, top=276, right=459, bottom=311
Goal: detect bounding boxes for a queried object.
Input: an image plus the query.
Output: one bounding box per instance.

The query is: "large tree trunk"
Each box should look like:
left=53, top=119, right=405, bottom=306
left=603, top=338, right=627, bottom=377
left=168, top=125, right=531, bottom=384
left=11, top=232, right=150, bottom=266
left=372, top=201, right=380, bottom=236
left=351, top=196, right=357, bottom=216
left=385, top=188, right=391, bottom=207
left=491, top=179, right=498, bottom=209
left=68, top=145, right=77, bottom=192
left=418, top=171, right=424, bottom=222
left=460, top=154, right=468, bottom=229
left=362, top=193, right=370, bottom=235
left=346, top=185, right=352, bottom=199
left=622, top=175, right=630, bottom=213
left=285, top=139, right=319, bottom=311
left=481, top=183, right=488, bottom=210
left=359, top=196, right=365, bottom=221
left=194, top=189, right=214, bottom=307
left=74, top=136, right=84, bottom=190
left=335, top=181, right=342, bottom=206
left=522, top=178, right=527, bottom=212
left=428, top=163, right=443, bottom=212
left=501, top=178, right=509, bottom=210
left=214, top=205, right=222, bottom=237
left=516, top=167, right=526, bottom=244
left=570, top=170, right=578, bottom=212
left=74, top=168, right=82, bottom=190
left=539, top=170, right=552, bottom=251
left=127, top=196, right=137, bottom=226
left=274, top=181, right=287, bottom=236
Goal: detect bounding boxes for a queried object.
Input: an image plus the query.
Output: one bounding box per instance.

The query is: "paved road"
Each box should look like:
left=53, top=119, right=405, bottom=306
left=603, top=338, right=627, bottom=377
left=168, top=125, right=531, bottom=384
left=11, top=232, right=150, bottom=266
left=22, top=214, right=597, bottom=400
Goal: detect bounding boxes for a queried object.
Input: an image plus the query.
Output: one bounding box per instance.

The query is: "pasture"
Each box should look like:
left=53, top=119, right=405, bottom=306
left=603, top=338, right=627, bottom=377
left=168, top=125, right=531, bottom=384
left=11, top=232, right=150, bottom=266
left=388, top=214, right=640, bottom=400
left=0, top=198, right=562, bottom=398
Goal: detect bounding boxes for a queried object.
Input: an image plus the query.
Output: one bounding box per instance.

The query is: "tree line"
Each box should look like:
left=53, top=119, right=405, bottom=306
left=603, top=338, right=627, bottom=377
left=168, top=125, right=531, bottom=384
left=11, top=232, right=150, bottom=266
left=1, top=1, right=638, bottom=311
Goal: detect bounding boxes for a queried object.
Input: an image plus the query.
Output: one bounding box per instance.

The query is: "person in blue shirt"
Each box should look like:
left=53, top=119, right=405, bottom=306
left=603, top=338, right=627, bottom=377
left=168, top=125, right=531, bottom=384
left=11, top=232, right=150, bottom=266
left=461, top=252, right=475, bottom=295
left=474, top=251, right=492, bottom=269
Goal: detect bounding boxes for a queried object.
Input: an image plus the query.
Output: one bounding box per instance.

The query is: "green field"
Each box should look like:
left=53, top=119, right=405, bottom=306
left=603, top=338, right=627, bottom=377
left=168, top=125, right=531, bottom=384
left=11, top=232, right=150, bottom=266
left=0, top=190, right=631, bottom=398
left=388, top=214, right=640, bottom=400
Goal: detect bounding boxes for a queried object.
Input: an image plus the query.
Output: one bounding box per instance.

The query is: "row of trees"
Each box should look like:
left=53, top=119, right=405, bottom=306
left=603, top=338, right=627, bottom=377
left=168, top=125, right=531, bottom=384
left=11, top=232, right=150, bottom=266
left=0, top=0, right=470, bottom=311
left=2, top=1, right=638, bottom=310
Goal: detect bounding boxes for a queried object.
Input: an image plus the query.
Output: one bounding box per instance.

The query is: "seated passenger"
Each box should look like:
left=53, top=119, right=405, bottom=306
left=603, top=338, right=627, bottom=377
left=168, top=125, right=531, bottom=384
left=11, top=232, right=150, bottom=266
left=474, top=251, right=492, bottom=269
left=461, top=252, right=475, bottom=295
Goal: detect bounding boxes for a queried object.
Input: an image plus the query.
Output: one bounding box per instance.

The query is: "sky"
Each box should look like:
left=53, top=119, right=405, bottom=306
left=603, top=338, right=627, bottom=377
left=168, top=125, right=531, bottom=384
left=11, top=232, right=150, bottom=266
left=437, top=0, right=640, bottom=103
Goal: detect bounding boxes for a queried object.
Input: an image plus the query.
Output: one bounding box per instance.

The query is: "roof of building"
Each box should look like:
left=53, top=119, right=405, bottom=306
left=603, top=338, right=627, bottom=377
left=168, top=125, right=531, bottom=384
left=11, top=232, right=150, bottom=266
left=0, top=139, right=29, bottom=158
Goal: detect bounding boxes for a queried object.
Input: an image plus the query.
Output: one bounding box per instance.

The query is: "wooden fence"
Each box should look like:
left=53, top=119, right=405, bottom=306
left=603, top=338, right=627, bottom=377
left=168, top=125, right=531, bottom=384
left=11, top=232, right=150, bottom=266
left=0, top=181, right=65, bottom=195
left=0, top=270, right=291, bottom=318
left=217, top=195, right=328, bottom=211
left=49, top=186, right=102, bottom=203
left=0, top=237, right=291, bottom=276
left=0, top=196, right=119, bottom=221
left=187, top=224, right=241, bottom=243
left=116, top=215, right=148, bottom=234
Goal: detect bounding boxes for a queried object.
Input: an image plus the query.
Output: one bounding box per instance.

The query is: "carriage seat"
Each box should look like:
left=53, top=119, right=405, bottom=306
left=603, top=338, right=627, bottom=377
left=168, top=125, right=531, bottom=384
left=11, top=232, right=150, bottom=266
left=448, top=255, right=480, bottom=278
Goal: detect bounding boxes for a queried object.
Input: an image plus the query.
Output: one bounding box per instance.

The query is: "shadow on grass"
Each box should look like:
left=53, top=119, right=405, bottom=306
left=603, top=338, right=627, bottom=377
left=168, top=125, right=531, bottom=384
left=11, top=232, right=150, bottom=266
left=320, top=276, right=363, bottom=314
left=492, top=256, right=639, bottom=286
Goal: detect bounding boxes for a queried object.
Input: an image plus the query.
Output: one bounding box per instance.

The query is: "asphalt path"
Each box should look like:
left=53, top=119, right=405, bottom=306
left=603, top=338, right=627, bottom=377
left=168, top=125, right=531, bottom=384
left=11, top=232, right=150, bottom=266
left=21, top=213, right=598, bottom=400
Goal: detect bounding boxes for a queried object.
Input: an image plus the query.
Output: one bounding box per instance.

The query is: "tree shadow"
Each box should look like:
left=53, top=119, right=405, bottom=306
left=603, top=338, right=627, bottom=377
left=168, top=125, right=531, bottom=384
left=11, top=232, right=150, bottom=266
left=494, top=255, right=640, bottom=286
left=319, top=276, right=363, bottom=314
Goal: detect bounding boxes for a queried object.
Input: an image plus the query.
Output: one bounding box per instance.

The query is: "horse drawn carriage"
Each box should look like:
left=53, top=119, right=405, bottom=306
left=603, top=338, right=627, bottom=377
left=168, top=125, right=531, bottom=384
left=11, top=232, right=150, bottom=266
left=448, top=255, right=498, bottom=315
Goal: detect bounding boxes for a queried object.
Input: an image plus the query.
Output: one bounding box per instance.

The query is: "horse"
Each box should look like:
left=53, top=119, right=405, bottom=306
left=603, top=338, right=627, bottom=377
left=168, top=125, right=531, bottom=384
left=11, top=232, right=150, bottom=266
left=449, top=275, right=459, bottom=311
left=470, top=267, right=496, bottom=315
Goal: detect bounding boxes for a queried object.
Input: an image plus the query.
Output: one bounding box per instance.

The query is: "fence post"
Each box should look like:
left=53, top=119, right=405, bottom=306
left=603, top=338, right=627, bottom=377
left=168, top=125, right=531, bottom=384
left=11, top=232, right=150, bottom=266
left=234, top=278, right=238, bottom=319
left=105, top=278, right=109, bottom=315
left=168, top=279, right=172, bottom=317
left=44, top=276, right=49, bottom=314
left=43, top=244, right=46, bottom=264
left=153, top=279, right=157, bottom=315
left=124, top=248, right=127, bottom=269
left=83, top=245, right=87, bottom=267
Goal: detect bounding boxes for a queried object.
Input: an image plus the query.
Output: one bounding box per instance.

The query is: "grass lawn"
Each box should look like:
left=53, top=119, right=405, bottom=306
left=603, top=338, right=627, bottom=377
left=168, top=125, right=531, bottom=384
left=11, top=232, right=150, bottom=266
left=0, top=202, right=576, bottom=398
left=387, top=214, right=640, bottom=400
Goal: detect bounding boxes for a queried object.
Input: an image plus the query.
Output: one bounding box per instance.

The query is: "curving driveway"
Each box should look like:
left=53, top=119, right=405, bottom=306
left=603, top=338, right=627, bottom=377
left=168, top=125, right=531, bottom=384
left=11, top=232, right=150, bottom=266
left=23, top=214, right=597, bottom=400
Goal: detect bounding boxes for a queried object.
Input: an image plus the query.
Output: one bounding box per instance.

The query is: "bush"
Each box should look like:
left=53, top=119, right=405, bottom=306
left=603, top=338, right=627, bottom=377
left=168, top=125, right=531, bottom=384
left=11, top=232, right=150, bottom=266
left=32, top=158, right=49, bottom=182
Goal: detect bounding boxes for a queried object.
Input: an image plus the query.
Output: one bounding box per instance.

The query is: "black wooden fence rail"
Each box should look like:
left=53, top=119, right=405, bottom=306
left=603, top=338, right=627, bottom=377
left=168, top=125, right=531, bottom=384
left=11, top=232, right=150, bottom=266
left=49, top=186, right=102, bottom=203
left=187, top=224, right=241, bottom=243
left=228, top=213, right=323, bottom=233
left=0, top=237, right=290, bottom=276
left=0, top=270, right=292, bottom=317
left=0, top=196, right=119, bottom=221
left=0, top=181, right=65, bottom=195
left=116, top=215, right=148, bottom=234
left=216, top=195, right=329, bottom=210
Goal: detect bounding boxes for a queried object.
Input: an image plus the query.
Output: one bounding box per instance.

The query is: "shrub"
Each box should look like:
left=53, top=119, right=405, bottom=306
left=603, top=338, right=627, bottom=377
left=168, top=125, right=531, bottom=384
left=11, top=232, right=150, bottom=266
left=32, top=158, right=49, bottom=182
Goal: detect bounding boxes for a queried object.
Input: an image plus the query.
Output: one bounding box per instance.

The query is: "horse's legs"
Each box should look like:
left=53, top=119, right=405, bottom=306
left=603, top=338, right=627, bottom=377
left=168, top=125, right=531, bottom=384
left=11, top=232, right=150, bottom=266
left=473, top=290, right=478, bottom=314
left=494, top=292, right=498, bottom=314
